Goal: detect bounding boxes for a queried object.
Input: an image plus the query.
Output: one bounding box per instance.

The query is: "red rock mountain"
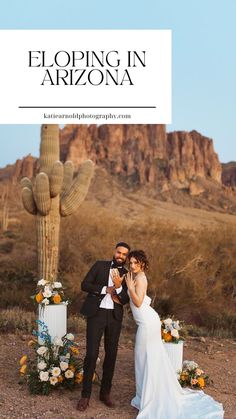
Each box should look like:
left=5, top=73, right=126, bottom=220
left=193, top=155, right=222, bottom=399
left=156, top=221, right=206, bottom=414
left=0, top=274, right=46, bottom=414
left=1, top=124, right=236, bottom=212
left=221, top=162, right=236, bottom=187
left=60, top=125, right=222, bottom=194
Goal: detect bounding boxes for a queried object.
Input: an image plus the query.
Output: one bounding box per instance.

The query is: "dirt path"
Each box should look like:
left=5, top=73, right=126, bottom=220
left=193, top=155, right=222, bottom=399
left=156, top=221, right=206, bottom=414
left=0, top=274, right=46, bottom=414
left=0, top=333, right=235, bottom=419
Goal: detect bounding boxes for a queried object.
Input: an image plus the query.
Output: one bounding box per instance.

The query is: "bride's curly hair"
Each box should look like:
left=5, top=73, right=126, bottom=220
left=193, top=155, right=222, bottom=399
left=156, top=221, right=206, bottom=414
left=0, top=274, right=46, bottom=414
left=128, top=250, right=149, bottom=271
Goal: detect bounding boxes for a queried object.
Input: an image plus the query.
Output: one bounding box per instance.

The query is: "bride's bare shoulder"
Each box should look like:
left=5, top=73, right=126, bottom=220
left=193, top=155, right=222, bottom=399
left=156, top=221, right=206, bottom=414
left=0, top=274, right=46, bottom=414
left=135, top=272, right=148, bottom=283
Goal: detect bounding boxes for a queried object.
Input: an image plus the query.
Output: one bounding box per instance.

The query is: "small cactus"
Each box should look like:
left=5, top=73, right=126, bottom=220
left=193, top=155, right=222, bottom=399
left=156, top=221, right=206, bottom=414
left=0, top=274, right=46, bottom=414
left=21, top=124, right=94, bottom=282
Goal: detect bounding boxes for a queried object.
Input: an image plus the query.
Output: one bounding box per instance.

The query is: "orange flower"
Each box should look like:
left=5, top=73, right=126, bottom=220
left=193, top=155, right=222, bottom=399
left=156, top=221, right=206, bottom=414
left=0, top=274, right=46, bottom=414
left=52, top=294, right=62, bottom=304
left=180, top=372, right=188, bottom=381
left=35, top=292, right=43, bottom=303
left=163, top=333, right=172, bottom=342
left=75, top=372, right=83, bottom=383
left=58, top=375, right=64, bottom=383
left=198, top=377, right=205, bottom=388
left=69, top=365, right=76, bottom=372
left=28, top=339, right=37, bottom=347
left=19, top=355, right=27, bottom=366
left=70, top=346, right=79, bottom=356
left=20, top=364, right=27, bottom=374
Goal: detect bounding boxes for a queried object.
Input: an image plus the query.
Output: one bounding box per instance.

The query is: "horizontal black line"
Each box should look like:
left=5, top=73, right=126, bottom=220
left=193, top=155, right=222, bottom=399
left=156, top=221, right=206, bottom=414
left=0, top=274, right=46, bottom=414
left=18, top=106, right=156, bottom=109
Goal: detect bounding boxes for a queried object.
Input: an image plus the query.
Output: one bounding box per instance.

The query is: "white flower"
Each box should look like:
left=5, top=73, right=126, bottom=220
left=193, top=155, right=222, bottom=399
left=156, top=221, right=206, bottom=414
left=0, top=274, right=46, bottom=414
left=42, top=298, right=49, bottom=305
left=53, top=336, right=63, bottom=347
left=53, top=282, right=62, bottom=288
left=196, top=368, right=203, bottom=376
left=173, top=321, right=180, bottom=330
left=37, top=346, right=48, bottom=356
left=60, top=361, right=69, bottom=371
left=65, top=333, right=74, bottom=341
left=65, top=352, right=70, bottom=359
left=162, top=329, right=168, bottom=334
left=164, top=318, right=172, bottom=326
left=43, top=289, right=52, bottom=298
left=187, top=361, right=198, bottom=370
left=37, top=278, right=47, bottom=286
left=183, top=360, right=189, bottom=367
left=65, top=369, right=74, bottom=379
left=37, top=361, right=47, bottom=370
left=51, top=367, right=61, bottom=377
left=50, top=376, right=58, bottom=385
left=39, top=371, right=49, bottom=381
left=171, top=329, right=179, bottom=339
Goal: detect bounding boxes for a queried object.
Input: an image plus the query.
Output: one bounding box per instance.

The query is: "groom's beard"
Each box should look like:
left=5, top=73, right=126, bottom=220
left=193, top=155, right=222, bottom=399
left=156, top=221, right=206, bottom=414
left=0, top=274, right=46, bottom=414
left=112, top=256, right=126, bottom=268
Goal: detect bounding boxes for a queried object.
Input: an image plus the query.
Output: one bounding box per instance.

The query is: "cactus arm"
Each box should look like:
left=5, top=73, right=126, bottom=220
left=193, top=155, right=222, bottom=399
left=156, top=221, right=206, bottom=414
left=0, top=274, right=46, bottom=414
left=35, top=172, right=51, bottom=216
left=49, top=161, right=64, bottom=197
left=40, top=125, right=60, bottom=174
left=22, top=187, right=37, bottom=215
left=60, top=160, right=94, bottom=216
left=20, top=177, right=33, bottom=191
left=61, top=160, right=74, bottom=195
left=20, top=124, right=94, bottom=283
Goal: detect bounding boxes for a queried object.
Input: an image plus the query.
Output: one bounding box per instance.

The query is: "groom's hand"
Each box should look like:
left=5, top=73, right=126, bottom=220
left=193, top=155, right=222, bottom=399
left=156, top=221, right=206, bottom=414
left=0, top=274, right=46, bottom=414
left=106, top=286, right=115, bottom=294
left=111, top=289, right=123, bottom=305
left=112, top=272, right=125, bottom=289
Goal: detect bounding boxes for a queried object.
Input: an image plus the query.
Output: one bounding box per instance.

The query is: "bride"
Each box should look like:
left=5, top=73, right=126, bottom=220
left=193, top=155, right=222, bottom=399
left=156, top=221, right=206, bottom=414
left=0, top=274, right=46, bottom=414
left=125, top=249, right=224, bottom=419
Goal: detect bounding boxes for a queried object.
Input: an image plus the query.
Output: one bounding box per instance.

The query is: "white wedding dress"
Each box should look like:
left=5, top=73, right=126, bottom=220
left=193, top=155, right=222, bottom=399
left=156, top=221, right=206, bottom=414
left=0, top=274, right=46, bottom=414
left=129, top=272, right=224, bottom=419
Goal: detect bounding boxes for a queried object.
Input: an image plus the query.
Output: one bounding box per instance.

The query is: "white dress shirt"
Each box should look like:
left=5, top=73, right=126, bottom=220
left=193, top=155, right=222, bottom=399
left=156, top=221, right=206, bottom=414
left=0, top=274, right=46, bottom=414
left=99, top=267, right=122, bottom=309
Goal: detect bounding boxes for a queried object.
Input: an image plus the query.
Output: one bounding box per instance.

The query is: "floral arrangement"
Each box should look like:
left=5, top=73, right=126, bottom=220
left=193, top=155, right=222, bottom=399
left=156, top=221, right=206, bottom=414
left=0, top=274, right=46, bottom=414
left=32, top=278, right=68, bottom=306
left=19, top=320, right=98, bottom=395
left=161, top=317, right=183, bottom=343
left=178, top=360, right=210, bottom=389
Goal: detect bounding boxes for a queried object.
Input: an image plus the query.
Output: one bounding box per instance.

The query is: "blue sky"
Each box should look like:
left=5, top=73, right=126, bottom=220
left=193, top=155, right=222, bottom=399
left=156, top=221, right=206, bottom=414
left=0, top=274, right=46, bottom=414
left=0, top=0, right=235, bottom=167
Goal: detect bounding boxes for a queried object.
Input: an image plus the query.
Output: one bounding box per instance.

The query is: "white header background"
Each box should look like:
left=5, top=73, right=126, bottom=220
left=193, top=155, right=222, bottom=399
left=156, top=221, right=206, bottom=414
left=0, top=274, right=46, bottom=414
left=0, top=30, right=171, bottom=124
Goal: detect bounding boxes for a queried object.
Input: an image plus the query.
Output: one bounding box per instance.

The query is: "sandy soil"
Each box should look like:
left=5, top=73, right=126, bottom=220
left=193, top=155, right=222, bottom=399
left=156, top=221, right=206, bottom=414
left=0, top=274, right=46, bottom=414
left=0, top=332, right=235, bottom=419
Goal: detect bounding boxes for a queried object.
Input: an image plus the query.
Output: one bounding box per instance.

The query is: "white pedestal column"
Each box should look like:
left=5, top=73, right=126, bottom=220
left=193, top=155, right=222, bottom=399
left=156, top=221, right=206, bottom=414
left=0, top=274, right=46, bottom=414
left=163, top=340, right=184, bottom=373
left=38, top=304, right=67, bottom=344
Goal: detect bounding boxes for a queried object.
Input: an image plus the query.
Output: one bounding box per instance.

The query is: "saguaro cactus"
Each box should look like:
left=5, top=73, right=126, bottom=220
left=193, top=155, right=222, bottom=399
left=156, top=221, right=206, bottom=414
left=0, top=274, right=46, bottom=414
left=21, top=124, right=94, bottom=282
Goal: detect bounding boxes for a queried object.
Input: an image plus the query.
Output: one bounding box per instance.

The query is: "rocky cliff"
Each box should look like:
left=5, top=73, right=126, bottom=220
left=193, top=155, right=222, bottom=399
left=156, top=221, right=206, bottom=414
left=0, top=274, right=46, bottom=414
left=221, top=162, right=236, bottom=187
left=59, top=125, right=222, bottom=195
left=1, top=124, right=236, bottom=212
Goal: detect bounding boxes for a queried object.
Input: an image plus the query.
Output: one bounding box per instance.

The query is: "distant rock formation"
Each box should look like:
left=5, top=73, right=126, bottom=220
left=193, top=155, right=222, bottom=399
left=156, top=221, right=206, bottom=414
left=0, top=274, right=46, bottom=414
left=1, top=124, right=235, bottom=212
left=221, top=162, right=236, bottom=187
left=59, top=125, right=222, bottom=192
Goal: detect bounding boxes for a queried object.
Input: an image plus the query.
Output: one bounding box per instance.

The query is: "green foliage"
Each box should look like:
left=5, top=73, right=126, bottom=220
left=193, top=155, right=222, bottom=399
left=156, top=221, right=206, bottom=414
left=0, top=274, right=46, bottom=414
left=178, top=361, right=210, bottom=389
left=20, top=321, right=85, bottom=395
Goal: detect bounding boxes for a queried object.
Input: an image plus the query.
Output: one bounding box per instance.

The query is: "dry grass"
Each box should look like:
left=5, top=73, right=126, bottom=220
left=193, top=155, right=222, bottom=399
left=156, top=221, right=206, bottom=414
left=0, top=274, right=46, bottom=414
left=0, top=189, right=236, bottom=337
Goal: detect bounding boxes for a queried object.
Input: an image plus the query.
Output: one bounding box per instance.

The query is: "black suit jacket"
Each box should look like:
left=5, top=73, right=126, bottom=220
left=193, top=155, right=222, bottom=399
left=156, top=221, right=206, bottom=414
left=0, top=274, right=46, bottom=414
left=80, top=260, right=129, bottom=321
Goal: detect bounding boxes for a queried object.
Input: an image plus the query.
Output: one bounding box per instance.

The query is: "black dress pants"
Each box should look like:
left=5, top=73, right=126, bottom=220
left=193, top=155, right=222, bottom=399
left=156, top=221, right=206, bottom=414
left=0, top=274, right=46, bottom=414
left=81, top=308, right=122, bottom=398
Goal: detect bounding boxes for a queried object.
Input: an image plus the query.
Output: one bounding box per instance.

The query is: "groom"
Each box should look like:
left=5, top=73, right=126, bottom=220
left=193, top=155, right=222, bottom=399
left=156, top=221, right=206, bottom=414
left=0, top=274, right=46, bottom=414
left=77, top=242, right=130, bottom=411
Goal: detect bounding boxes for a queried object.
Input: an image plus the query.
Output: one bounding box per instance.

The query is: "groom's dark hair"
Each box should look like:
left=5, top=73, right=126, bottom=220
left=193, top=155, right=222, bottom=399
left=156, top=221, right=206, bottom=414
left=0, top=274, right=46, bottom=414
left=115, top=242, right=130, bottom=252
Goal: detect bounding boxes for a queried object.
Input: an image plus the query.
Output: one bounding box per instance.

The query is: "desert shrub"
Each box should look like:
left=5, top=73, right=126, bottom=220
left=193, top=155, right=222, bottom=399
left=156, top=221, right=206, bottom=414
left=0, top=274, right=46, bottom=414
left=1, top=202, right=236, bottom=336
left=3, top=230, right=18, bottom=239
left=0, top=270, right=36, bottom=310
left=0, top=240, right=14, bottom=253
left=67, top=314, right=86, bottom=334
left=0, top=307, right=36, bottom=333
left=0, top=307, right=87, bottom=336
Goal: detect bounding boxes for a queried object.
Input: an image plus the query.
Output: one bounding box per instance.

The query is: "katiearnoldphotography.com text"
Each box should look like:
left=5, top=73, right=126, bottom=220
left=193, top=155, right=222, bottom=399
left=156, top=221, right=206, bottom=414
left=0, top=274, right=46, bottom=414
left=43, top=112, right=132, bottom=121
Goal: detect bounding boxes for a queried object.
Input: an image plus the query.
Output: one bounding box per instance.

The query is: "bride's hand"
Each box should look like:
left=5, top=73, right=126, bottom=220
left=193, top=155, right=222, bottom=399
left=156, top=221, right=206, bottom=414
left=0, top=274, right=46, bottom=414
left=125, top=271, right=136, bottom=291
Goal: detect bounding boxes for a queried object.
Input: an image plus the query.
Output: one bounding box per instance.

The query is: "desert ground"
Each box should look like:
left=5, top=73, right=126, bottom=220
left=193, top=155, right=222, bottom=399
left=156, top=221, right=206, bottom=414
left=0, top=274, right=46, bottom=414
left=0, top=329, right=235, bottom=419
